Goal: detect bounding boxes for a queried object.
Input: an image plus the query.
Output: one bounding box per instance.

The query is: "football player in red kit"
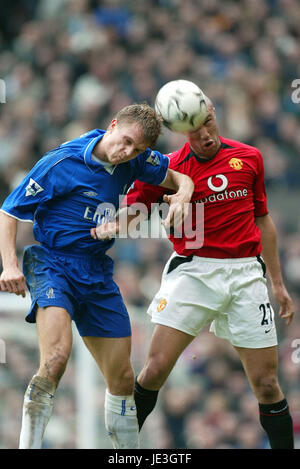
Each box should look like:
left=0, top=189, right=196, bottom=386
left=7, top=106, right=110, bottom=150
left=92, top=96, right=295, bottom=449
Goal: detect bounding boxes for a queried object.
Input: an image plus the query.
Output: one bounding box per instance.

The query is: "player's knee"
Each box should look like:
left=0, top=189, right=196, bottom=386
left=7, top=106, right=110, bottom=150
left=39, top=346, right=70, bottom=383
left=141, top=355, right=170, bottom=389
left=109, top=366, right=135, bottom=395
left=252, top=374, right=280, bottom=401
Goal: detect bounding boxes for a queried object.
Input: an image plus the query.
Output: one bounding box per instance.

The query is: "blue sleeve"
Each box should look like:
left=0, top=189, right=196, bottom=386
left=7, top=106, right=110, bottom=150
left=1, top=154, right=74, bottom=221
left=134, top=149, right=169, bottom=185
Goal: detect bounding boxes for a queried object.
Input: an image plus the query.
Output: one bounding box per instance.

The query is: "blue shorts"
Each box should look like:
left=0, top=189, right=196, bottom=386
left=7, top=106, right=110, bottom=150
left=22, top=244, right=131, bottom=338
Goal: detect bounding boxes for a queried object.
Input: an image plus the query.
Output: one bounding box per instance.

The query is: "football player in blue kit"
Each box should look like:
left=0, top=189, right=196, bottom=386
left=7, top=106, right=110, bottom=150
left=0, top=103, right=194, bottom=449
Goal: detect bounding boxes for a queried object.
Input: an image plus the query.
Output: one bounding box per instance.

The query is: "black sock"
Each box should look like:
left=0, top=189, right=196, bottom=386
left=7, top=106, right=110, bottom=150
left=134, top=377, right=159, bottom=431
left=259, top=398, right=294, bottom=449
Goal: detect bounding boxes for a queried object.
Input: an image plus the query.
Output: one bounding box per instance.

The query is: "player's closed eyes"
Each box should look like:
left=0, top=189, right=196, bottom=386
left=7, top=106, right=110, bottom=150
left=125, top=138, right=137, bottom=150
left=125, top=138, right=144, bottom=154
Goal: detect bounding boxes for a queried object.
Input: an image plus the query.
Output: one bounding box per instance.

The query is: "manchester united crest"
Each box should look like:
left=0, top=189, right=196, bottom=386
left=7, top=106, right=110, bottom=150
left=229, top=158, right=243, bottom=170
left=157, top=299, right=167, bottom=312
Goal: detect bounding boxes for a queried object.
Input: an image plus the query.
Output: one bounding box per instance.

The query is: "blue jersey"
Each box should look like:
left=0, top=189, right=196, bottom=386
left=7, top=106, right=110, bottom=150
left=1, top=129, right=169, bottom=256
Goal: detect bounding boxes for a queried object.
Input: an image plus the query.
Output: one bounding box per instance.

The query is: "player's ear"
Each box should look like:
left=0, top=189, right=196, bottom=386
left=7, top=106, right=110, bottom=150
left=108, top=119, right=118, bottom=132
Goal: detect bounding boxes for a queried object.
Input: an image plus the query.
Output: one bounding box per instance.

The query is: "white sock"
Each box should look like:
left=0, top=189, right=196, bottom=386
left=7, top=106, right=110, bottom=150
left=19, top=375, right=56, bottom=449
left=104, top=389, right=139, bottom=449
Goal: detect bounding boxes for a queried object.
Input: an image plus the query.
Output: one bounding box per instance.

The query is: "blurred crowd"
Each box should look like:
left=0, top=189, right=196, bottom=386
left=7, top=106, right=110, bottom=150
left=0, top=0, right=300, bottom=449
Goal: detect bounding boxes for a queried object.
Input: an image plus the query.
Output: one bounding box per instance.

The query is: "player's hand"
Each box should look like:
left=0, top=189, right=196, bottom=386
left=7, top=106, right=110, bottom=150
left=0, top=267, right=26, bottom=297
left=162, top=193, right=190, bottom=229
left=90, top=221, right=119, bottom=241
left=272, top=284, right=295, bottom=325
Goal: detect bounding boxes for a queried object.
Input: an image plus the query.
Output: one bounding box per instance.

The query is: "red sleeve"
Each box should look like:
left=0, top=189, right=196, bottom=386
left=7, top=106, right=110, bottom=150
left=253, top=150, right=268, bottom=217
left=123, top=180, right=166, bottom=214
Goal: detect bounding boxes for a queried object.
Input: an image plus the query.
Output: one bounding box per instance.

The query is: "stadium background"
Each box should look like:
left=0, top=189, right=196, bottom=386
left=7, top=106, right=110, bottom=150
left=0, top=0, right=300, bottom=449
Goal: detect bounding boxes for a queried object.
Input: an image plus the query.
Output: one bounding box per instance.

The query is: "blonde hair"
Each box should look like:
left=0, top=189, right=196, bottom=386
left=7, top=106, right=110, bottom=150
left=115, top=103, right=162, bottom=147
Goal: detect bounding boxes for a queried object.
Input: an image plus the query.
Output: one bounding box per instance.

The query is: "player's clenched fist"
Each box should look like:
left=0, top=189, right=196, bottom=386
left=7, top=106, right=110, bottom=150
left=0, top=266, right=26, bottom=297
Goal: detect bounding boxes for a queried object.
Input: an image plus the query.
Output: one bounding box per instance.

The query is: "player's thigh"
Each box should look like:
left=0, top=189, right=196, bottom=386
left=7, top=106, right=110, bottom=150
left=36, top=306, right=73, bottom=363
left=235, top=345, right=279, bottom=378
left=82, top=336, right=134, bottom=386
left=141, top=325, right=194, bottom=383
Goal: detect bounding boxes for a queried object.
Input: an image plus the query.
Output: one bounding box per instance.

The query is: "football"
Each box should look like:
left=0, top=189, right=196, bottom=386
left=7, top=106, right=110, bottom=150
left=155, top=80, right=207, bottom=132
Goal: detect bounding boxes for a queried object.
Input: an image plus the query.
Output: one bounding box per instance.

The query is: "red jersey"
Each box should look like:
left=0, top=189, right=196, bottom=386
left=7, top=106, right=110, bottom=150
left=123, top=136, right=268, bottom=259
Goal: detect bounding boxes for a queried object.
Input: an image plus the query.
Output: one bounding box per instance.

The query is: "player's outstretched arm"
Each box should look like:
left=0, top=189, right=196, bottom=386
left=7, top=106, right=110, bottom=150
left=0, top=211, right=26, bottom=297
left=256, top=214, right=295, bottom=325
left=158, top=169, right=194, bottom=229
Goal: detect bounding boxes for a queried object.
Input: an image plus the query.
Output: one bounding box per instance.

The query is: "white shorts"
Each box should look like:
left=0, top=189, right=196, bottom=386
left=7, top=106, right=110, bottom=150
left=147, top=252, right=278, bottom=349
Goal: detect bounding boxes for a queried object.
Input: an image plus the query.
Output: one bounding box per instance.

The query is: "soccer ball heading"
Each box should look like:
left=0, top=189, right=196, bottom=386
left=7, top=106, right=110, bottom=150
left=155, top=80, right=207, bottom=132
